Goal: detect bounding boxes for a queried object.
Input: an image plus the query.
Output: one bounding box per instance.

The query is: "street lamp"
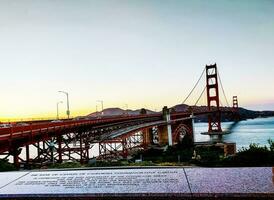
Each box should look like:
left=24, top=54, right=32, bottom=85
left=58, top=91, right=70, bottom=119
left=56, top=101, right=63, bottom=119
left=96, top=100, right=104, bottom=116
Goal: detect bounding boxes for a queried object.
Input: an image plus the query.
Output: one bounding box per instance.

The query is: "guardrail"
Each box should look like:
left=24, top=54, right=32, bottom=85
left=0, top=114, right=163, bottom=141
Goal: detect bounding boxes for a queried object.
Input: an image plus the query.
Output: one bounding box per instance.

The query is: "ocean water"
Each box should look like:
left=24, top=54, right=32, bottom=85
left=194, top=117, right=274, bottom=151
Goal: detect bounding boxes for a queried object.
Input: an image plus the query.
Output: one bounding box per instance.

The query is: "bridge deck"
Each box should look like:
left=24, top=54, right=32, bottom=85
left=0, top=114, right=163, bottom=153
left=0, top=113, right=194, bottom=154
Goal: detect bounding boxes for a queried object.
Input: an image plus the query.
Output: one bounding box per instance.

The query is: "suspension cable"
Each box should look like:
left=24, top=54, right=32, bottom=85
left=219, top=99, right=224, bottom=107
left=182, top=66, right=206, bottom=104
left=194, top=86, right=206, bottom=106
left=217, top=69, right=230, bottom=107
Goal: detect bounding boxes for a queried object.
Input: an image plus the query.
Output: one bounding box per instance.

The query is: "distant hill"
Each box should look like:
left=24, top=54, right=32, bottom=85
left=87, top=107, right=157, bottom=117
left=86, top=104, right=274, bottom=121
left=237, top=107, right=274, bottom=119
left=171, top=103, right=274, bottom=121
left=170, top=104, right=189, bottom=112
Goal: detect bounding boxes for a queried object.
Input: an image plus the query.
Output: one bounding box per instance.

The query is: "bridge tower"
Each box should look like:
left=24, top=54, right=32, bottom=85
left=232, top=95, right=240, bottom=121
left=232, top=96, right=238, bottom=112
left=206, top=63, right=222, bottom=133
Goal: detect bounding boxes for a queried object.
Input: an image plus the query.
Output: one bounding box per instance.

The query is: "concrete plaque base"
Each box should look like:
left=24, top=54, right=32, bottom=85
left=0, top=167, right=273, bottom=199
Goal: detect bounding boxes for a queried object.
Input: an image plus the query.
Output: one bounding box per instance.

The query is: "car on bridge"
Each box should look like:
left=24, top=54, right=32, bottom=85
left=0, top=123, right=12, bottom=128
left=51, top=120, right=63, bottom=123
left=15, top=123, right=29, bottom=126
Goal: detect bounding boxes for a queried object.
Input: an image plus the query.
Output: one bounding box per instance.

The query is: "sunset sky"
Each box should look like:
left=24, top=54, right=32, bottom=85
left=0, top=0, right=274, bottom=120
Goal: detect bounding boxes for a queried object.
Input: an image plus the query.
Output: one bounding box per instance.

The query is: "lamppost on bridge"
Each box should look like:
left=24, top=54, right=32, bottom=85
left=97, top=100, right=104, bottom=116
left=58, top=91, right=70, bottom=119
left=56, top=101, right=63, bottom=120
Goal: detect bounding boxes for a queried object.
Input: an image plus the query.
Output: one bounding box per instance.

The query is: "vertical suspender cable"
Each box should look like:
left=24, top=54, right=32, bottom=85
left=182, top=66, right=206, bottom=104
left=194, top=86, right=206, bottom=106
left=217, top=70, right=230, bottom=108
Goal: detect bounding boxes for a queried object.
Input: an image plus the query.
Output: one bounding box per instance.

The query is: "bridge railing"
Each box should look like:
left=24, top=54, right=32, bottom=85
left=0, top=114, right=163, bottom=140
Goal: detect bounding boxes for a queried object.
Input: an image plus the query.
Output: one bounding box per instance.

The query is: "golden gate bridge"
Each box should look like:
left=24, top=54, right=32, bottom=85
left=0, top=64, right=239, bottom=168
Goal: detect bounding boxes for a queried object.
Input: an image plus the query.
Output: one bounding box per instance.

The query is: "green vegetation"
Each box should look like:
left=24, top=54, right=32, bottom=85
left=1, top=138, right=273, bottom=171
left=88, top=160, right=131, bottom=167
left=132, top=134, right=194, bottom=164
left=221, top=140, right=274, bottom=167
left=194, top=139, right=274, bottom=167
left=268, top=138, right=274, bottom=151
left=0, top=159, right=16, bottom=172
left=48, top=161, right=83, bottom=169
left=139, top=108, right=147, bottom=115
left=192, top=145, right=224, bottom=167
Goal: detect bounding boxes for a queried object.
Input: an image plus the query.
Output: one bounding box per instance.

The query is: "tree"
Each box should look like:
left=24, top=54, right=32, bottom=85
left=140, top=108, right=147, bottom=115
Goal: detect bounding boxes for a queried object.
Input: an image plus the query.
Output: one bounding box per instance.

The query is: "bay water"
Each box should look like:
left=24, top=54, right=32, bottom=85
left=194, top=117, right=274, bottom=151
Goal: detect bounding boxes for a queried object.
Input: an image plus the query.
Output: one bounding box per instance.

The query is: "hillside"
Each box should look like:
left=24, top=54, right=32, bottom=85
left=171, top=103, right=274, bottom=121
left=86, top=104, right=274, bottom=121
left=87, top=107, right=157, bottom=117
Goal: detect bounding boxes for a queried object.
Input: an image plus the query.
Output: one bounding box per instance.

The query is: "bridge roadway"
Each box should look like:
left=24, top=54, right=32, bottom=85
left=0, top=110, right=230, bottom=155
left=0, top=114, right=163, bottom=154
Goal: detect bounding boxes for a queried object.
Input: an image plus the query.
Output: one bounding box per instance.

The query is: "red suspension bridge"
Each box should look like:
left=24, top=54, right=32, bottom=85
left=0, top=64, right=238, bottom=167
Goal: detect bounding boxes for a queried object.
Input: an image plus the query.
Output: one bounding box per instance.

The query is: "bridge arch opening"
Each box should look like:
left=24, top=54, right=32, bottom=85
left=172, top=123, right=192, bottom=144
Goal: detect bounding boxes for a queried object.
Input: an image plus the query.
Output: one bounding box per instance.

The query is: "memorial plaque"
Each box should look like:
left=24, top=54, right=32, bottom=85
left=0, top=168, right=190, bottom=196
left=185, top=167, right=274, bottom=194
left=0, top=172, right=29, bottom=189
left=0, top=167, right=273, bottom=199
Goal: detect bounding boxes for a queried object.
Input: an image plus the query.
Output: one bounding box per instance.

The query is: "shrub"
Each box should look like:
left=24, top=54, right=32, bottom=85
left=129, top=161, right=156, bottom=166
left=222, top=142, right=274, bottom=167
left=268, top=138, right=274, bottom=152
left=87, top=160, right=130, bottom=167
left=177, top=134, right=194, bottom=149
left=0, top=159, right=16, bottom=172
left=193, top=146, right=223, bottom=166
left=49, top=161, right=83, bottom=169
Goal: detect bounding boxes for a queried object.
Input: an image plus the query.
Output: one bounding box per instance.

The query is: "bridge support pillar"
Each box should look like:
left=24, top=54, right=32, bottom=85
left=122, top=138, right=128, bottom=159
left=79, top=133, right=83, bottom=163
left=11, top=147, right=21, bottom=168
left=159, top=106, right=173, bottom=146
left=143, top=128, right=153, bottom=148
left=36, top=142, right=40, bottom=163
left=25, top=144, right=30, bottom=168
left=57, top=135, right=63, bottom=163
left=86, top=142, right=90, bottom=162
left=158, top=125, right=169, bottom=145
left=167, top=125, right=172, bottom=146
